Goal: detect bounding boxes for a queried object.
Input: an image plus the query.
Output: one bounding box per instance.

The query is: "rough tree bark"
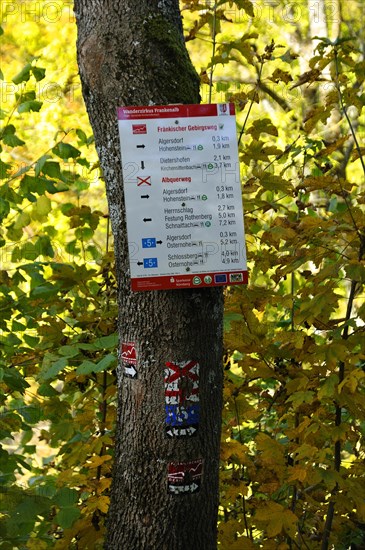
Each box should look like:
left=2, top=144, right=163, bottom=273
left=74, top=1, right=224, bottom=548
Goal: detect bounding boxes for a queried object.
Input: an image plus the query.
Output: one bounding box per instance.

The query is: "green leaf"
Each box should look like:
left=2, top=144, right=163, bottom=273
left=94, top=353, right=117, bottom=372
left=20, top=174, right=47, bottom=194
left=0, top=198, right=10, bottom=220
left=12, top=64, right=32, bottom=85
left=13, top=212, right=31, bottom=230
left=52, top=142, right=81, bottom=160
left=78, top=343, right=97, bottom=351
left=42, top=357, right=68, bottom=380
left=18, top=406, right=42, bottom=424
left=286, top=391, right=315, bottom=409
left=34, top=155, right=51, bottom=177
left=17, top=100, right=42, bottom=114
left=12, top=320, right=26, bottom=331
left=345, top=261, right=365, bottom=283
left=59, top=345, right=80, bottom=358
left=31, top=67, right=46, bottom=81
left=38, top=383, right=58, bottom=397
left=1, top=125, right=25, bottom=147
left=3, top=369, right=30, bottom=392
left=30, top=282, right=57, bottom=299
left=76, top=360, right=97, bottom=375
left=54, top=487, right=78, bottom=507
left=23, top=334, right=40, bottom=347
left=55, top=506, right=81, bottom=529
left=20, top=242, right=38, bottom=261
left=0, top=159, right=12, bottom=179
left=16, top=90, right=36, bottom=102
left=41, top=161, right=61, bottom=179
left=75, top=227, right=94, bottom=239
left=15, top=496, right=49, bottom=522
left=224, top=312, right=244, bottom=331
left=94, top=333, right=119, bottom=349
left=35, top=195, right=51, bottom=215
left=35, top=235, right=54, bottom=258
left=76, top=128, right=87, bottom=144
left=12, top=164, right=31, bottom=178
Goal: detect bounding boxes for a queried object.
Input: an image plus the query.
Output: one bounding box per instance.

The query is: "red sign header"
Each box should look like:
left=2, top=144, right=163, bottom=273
left=117, top=103, right=235, bottom=120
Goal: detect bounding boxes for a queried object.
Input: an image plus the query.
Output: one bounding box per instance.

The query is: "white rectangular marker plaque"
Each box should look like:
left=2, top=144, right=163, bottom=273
left=117, top=103, right=247, bottom=291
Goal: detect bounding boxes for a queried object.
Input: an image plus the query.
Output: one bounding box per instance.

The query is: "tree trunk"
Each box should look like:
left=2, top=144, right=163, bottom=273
left=74, top=1, right=224, bottom=548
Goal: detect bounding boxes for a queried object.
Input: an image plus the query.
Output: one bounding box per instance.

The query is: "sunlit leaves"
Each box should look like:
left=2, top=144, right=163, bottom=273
left=52, top=142, right=81, bottom=160
left=1, top=1, right=364, bottom=548
left=255, top=502, right=298, bottom=539
left=1, top=124, right=25, bottom=147
left=0, top=22, right=114, bottom=548
left=209, top=7, right=365, bottom=545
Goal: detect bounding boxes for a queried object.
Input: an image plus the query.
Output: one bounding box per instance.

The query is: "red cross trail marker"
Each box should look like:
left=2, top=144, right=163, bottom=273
left=137, top=176, right=151, bottom=186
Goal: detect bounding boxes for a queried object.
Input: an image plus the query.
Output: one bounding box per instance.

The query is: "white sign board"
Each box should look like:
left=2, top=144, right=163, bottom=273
left=117, top=104, right=247, bottom=291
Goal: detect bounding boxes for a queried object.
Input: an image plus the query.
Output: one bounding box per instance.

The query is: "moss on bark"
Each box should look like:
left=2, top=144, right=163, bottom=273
left=145, top=14, right=200, bottom=104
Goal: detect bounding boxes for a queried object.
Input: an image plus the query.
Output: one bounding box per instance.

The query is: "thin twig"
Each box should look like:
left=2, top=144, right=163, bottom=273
left=238, top=62, right=264, bottom=146
left=333, top=48, right=365, bottom=176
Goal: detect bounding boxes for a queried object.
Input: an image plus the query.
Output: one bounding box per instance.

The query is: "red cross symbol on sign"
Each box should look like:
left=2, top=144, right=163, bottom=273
left=137, top=176, right=151, bottom=186
left=165, top=361, right=199, bottom=383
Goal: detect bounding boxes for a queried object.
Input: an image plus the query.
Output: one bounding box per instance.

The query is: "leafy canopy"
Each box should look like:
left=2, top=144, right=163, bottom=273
left=0, top=1, right=364, bottom=548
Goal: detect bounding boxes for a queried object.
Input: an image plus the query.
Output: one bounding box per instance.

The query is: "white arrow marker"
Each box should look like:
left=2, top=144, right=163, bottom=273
left=168, top=483, right=199, bottom=494
left=124, top=365, right=137, bottom=378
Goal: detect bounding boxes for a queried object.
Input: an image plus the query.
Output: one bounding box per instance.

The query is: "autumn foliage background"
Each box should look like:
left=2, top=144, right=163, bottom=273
left=0, top=1, right=364, bottom=548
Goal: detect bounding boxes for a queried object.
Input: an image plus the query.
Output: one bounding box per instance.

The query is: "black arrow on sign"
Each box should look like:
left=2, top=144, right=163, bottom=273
left=141, top=195, right=149, bottom=199
left=141, top=161, right=145, bottom=169
left=157, top=240, right=163, bottom=245
left=143, top=218, right=152, bottom=222
left=136, top=144, right=145, bottom=149
left=137, top=261, right=143, bottom=266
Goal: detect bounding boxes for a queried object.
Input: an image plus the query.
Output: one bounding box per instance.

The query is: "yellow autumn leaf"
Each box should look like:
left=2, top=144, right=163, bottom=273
left=278, top=331, right=305, bottom=350
left=97, top=477, right=112, bottom=494
left=354, top=499, right=365, bottom=521
left=65, top=517, right=105, bottom=549
left=255, top=501, right=283, bottom=521
left=261, top=542, right=290, bottom=550
left=338, top=369, right=365, bottom=394
left=78, top=530, right=105, bottom=550
left=255, top=502, right=298, bottom=538
left=86, top=454, right=113, bottom=469
left=221, top=440, right=249, bottom=464
left=316, top=135, right=350, bottom=157
left=96, top=495, right=110, bottom=514
left=226, top=537, right=256, bottom=550
left=255, top=433, right=286, bottom=467
left=53, top=519, right=86, bottom=550
left=294, top=443, right=318, bottom=461
left=57, top=469, right=88, bottom=487
left=218, top=519, right=245, bottom=545
left=318, top=374, right=339, bottom=399
left=287, top=465, right=307, bottom=483
left=325, top=342, right=348, bottom=369
left=27, top=539, right=48, bottom=550
left=352, top=147, right=365, bottom=161
left=221, top=479, right=248, bottom=502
